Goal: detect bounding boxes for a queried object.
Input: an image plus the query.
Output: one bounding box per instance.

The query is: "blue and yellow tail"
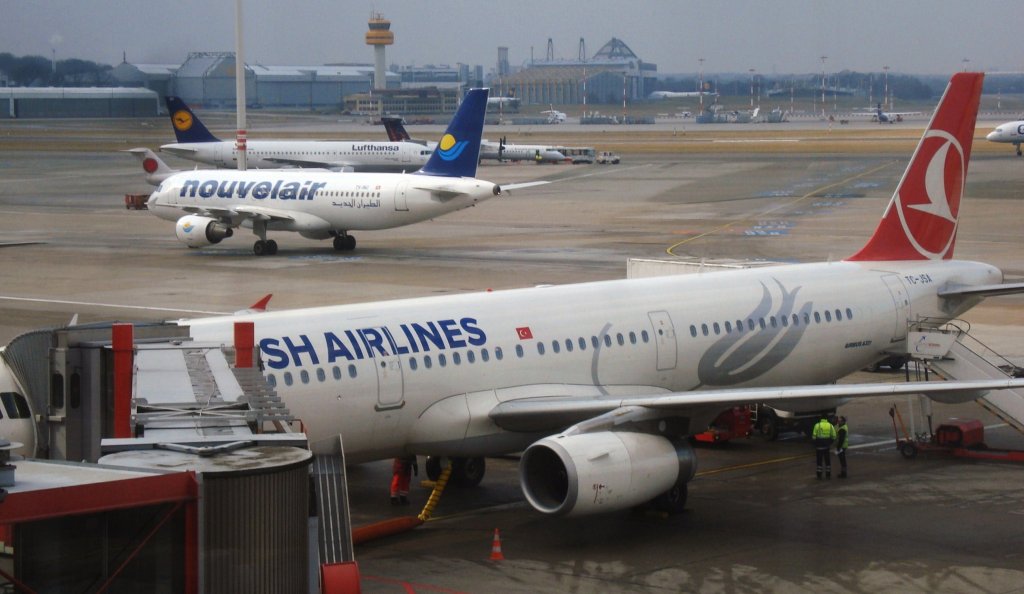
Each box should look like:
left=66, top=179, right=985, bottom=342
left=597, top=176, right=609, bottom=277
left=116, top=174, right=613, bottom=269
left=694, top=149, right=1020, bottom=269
left=165, top=96, right=220, bottom=143
left=417, top=88, right=488, bottom=178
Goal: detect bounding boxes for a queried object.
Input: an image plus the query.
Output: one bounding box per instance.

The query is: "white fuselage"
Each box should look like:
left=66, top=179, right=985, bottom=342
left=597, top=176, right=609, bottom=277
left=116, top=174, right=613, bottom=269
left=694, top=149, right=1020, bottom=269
left=986, top=121, right=1024, bottom=145
left=479, top=140, right=566, bottom=163
left=161, top=140, right=433, bottom=172
left=148, top=170, right=499, bottom=233
left=184, top=258, right=1000, bottom=462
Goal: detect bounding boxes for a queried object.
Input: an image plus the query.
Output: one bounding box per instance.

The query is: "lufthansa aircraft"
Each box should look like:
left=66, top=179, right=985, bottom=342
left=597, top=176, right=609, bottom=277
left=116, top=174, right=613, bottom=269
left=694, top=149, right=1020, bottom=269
left=161, top=96, right=433, bottom=172
left=382, top=117, right=566, bottom=164
left=178, top=73, right=1024, bottom=516
left=146, top=89, right=543, bottom=256
left=986, top=119, right=1024, bottom=156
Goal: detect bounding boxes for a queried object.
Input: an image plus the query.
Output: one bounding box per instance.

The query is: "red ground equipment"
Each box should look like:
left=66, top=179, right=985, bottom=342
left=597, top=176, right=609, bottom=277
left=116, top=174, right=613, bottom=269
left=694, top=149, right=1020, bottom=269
left=890, top=405, right=1024, bottom=462
left=694, top=407, right=753, bottom=443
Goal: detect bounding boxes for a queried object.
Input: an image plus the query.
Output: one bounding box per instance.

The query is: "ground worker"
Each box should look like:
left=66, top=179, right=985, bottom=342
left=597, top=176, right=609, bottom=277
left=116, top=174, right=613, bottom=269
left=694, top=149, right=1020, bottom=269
left=811, top=414, right=837, bottom=479
left=390, top=455, right=418, bottom=505
left=835, top=416, right=849, bottom=478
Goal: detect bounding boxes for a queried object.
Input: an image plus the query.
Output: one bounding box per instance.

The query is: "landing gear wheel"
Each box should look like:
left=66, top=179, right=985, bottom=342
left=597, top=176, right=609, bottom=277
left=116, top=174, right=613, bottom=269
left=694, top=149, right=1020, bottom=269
left=652, top=483, right=688, bottom=515
left=425, top=456, right=443, bottom=481
left=451, top=457, right=486, bottom=487
left=266, top=240, right=278, bottom=255
left=759, top=418, right=779, bottom=441
left=253, top=240, right=268, bottom=256
left=333, top=235, right=356, bottom=251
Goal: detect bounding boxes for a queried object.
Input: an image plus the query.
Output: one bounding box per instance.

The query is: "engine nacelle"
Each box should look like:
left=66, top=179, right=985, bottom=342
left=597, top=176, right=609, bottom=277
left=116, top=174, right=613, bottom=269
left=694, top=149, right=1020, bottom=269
left=175, top=215, right=233, bottom=247
left=520, top=431, right=696, bottom=516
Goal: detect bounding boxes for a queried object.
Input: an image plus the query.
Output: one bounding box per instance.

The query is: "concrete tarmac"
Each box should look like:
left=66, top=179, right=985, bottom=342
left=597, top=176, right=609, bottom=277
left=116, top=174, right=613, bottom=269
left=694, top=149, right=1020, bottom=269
left=1, top=119, right=1023, bottom=593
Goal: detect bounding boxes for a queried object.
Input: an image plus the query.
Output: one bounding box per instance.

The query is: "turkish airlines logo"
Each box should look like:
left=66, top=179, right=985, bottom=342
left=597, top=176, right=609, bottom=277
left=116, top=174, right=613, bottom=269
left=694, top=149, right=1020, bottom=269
left=896, top=130, right=963, bottom=259
left=516, top=327, right=533, bottom=340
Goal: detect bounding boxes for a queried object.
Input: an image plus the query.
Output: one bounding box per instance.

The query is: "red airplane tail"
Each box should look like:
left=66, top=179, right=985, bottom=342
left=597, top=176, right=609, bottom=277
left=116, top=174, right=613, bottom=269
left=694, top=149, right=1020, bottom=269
left=847, top=72, right=984, bottom=262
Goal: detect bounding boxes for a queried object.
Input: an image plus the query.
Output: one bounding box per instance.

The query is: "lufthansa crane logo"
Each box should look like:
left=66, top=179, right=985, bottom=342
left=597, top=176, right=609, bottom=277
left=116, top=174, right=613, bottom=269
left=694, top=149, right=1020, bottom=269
left=172, top=110, right=194, bottom=132
left=895, top=130, right=963, bottom=259
left=437, top=133, right=468, bottom=161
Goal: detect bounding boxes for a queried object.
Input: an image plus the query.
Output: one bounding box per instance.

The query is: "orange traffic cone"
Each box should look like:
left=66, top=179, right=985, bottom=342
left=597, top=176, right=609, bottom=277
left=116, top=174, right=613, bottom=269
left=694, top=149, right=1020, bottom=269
left=489, top=528, right=505, bottom=561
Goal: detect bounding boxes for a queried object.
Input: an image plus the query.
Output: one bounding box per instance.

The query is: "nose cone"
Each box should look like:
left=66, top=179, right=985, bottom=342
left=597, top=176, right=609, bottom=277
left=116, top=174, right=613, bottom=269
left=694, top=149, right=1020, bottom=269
left=986, top=130, right=999, bottom=141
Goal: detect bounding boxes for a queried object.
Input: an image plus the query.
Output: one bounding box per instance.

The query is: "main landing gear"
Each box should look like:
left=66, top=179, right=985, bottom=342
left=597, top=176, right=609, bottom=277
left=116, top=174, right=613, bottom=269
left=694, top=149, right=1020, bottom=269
left=252, top=219, right=278, bottom=256
left=425, top=456, right=486, bottom=488
left=333, top=234, right=356, bottom=251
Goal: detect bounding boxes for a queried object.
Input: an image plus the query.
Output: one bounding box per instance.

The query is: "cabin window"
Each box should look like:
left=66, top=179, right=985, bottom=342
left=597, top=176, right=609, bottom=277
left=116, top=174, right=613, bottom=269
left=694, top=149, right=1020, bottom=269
left=770, top=317, right=777, bottom=329
left=495, top=346, right=504, bottom=360
left=424, top=355, right=433, bottom=369
left=565, top=339, right=574, bottom=352
left=284, top=372, right=294, bottom=386
left=759, top=318, right=767, bottom=330
left=803, top=313, right=811, bottom=324
left=780, top=316, right=788, bottom=327
left=616, top=333, right=625, bottom=346
left=516, top=345, right=524, bottom=358
left=835, top=309, right=843, bottom=321
left=825, top=310, right=833, bottom=322
left=701, top=323, right=709, bottom=337
left=481, top=348, right=490, bottom=362
left=439, top=354, right=448, bottom=367
left=736, top=320, right=744, bottom=333
left=579, top=337, right=587, bottom=350
left=792, top=314, right=800, bottom=326
left=316, top=368, right=326, bottom=382
left=537, top=343, right=546, bottom=355
left=333, top=366, right=342, bottom=380
left=629, top=331, right=637, bottom=344
left=592, top=336, right=600, bottom=349
left=467, top=350, right=476, bottom=364
left=552, top=340, right=560, bottom=354
left=604, top=335, right=612, bottom=347
left=300, top=370, right=310, bottom=384
left=713, top=322, right=721, bottom=335
left=409, top=358, right=418, bottom=371
left=724, top=321, right=732, bottom=334
left=748, top=319, right=756, bottom=331
left=267, top=374, right=277, bottom=387
left=846, top=308, right=854, bottom=320
left=641, top=330, right=650, bottom=343
left=814, top=312, right=821, bottom=323
left=452, top=352, right=462, bottom=365
left=348, top=364, right=358, bottom=378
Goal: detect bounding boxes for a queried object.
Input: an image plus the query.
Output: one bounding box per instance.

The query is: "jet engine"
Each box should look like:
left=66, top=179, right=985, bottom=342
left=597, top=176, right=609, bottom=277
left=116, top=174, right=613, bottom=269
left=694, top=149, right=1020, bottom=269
left=519, top=431, right=696, bottom=516
left=175, top=215, right=233, bottom=247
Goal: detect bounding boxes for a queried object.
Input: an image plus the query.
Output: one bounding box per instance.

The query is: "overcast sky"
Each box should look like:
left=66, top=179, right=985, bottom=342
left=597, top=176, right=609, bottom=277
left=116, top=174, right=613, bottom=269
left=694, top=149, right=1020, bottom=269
left=2, top=0, right=1020, bottom=76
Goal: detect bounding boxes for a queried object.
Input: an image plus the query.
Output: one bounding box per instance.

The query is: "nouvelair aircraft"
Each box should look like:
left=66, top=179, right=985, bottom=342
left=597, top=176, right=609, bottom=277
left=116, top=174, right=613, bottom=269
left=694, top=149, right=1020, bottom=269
left=161, top=96, right=433, bottom=172
left=146, top=89, right=543, bottom=256
left=175, top=72, right=1024, bottom=516
left=382, top=117, right=567, bottom=164
left=985, top=119, right=1024, bottom=156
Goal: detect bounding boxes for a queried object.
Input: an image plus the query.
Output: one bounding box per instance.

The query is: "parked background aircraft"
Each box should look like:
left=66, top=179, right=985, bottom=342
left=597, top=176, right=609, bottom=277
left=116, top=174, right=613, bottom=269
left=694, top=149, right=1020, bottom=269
left=146, top=89, right=544, bottom=255
left=853, top=103, right=921, bottom=124
left=176, top=73, right=1024, bottom=516
left=648, top=91, right=718, bottom=100
left=540, top=109, right=567, bottom=124
left=381, top=117, right=566, bottom=163
left=161, top=96, right=433, bottom=172
left=986, top=119, right=1024, bottom=155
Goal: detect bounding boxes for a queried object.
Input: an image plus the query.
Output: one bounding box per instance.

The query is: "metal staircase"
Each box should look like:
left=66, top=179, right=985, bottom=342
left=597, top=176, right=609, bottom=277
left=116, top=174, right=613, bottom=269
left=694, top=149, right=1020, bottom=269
left=908, top=320, right=1024, bottom=433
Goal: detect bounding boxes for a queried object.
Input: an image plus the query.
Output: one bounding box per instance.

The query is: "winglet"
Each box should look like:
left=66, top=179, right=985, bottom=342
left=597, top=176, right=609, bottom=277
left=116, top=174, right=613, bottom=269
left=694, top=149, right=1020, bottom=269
left=234, top=294, right=273, bottom=315
left=165, top=96, right=220, bottom=143
left=416, top=88, right=488, bottom=178
left=847, top=72, right=984, bottom=262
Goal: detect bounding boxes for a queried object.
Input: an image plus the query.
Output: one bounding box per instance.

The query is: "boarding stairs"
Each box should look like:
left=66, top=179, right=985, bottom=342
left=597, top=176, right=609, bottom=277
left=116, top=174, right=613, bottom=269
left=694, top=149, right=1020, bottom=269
left=906, top=320, right=1024, bottom=433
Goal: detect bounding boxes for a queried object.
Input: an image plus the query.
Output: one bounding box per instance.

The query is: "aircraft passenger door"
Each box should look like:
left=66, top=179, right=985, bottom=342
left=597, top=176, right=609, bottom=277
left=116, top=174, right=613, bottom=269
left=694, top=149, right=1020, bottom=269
left=881, top=274, right=912, bottom=342
left=374, top=355, right=404, bottom=410
left=648, top=311, right=678, bottom=371
left=401, top=146, right=411, bottom=164
left=393, top=180, right=409, bottom=212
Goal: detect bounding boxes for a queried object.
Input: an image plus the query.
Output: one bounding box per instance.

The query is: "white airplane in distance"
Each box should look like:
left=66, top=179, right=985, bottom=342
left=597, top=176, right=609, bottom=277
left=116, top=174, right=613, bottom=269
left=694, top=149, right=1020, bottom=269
left=985, top=119, right=1024, bottom=156
left=853, top=103, right=922, bottom=124
left=541, top=109, right=567, bottom=124
left=381, top=118, right=566, bottom=164
left=647, top=91, right=718, bottom=100
left=176, top=72, right=1024, bottom=516
left=161, top=96, right=433, bottom=172
left=145, top=89, right=546, bottom=256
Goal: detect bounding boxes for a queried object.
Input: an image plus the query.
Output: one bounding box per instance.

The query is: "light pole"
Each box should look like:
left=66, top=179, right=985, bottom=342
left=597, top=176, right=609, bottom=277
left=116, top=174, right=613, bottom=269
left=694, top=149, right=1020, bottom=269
left=883, top=65, right=890, bottom=112
left=749, top=68, right=755, bottom=108
left=698, top=57, right=705, bottom=113
left=820, top=55, right=828, bottom=117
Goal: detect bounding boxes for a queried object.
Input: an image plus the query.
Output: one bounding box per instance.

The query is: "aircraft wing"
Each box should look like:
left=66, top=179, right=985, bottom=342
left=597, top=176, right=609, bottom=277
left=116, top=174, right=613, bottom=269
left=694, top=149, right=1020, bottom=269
left=939, top=282, right=1024, bottom=299
left=488, top=378, right=1024, bottom=433
left=263, top=157, right=353, bottom=171
left=179, top=204, right=331, bottom=232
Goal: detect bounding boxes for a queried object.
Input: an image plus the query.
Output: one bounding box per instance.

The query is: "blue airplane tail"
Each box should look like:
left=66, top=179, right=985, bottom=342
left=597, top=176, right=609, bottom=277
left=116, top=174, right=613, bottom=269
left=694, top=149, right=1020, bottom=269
left=417, top=88, right=488, bottom=178
left=165, top=96, right=220, bottom=143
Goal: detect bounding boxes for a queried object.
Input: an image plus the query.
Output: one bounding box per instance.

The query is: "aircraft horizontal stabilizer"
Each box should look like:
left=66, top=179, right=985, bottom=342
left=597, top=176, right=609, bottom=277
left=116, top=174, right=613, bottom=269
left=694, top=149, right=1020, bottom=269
left=500, top=181, right=550, bottom=192
left=489, top=378, right=1024, bottom=433
left=413, top=185, right=467, bottom=201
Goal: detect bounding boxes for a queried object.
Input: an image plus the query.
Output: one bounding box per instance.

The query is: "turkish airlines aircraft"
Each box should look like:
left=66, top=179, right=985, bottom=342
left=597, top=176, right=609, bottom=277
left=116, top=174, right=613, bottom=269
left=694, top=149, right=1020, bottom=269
left=182, top=73, right=1024, bottom=516
left=146, top=89, right=543, bottom=256
left=161, top=96, right=433, bottom=172
left=985, top=119, right=1024, bottom=156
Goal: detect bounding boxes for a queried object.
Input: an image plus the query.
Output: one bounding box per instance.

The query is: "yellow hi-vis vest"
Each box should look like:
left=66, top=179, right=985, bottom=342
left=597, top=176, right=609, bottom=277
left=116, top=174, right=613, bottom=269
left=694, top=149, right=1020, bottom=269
left=812, top=419, right=836, bottom=440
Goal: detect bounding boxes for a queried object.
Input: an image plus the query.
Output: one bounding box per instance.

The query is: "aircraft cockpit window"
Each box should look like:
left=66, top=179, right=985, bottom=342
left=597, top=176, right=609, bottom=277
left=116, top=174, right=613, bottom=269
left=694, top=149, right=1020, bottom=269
left=1, top=392, right=30, bottom=419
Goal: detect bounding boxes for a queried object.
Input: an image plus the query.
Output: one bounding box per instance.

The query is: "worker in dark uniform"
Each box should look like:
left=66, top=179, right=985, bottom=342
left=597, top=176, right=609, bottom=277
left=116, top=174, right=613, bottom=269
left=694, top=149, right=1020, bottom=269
left=835, top=416, right=849, bottom=478
left=390, top=455, right=417, bottom=505
left=811, top=414, right=837, bottom=479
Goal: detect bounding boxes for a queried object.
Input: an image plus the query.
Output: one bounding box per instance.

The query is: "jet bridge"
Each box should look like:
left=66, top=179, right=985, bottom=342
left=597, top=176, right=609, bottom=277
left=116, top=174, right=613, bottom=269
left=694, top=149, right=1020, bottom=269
left=905, top=320, right=1024, bottom=433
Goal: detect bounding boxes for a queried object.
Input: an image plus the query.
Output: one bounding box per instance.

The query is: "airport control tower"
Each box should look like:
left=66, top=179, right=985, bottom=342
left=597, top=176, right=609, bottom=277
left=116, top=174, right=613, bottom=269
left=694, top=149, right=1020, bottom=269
left=365, top=13, right=393, bottom=91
